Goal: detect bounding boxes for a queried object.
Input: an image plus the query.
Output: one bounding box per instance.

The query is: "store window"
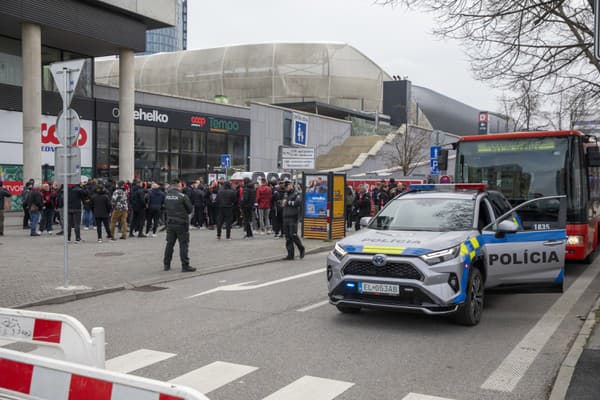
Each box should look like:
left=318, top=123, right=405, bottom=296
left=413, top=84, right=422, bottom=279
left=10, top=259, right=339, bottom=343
left=207, top=134, right=227, bottom=170
left=158, top=128, right=170, bottom=152
left=0, top=36, right=22, bottom=86
left=135, top=125, right=157, bottom=161
left=228, top=135, right=248, bottom=170
left=181, top=130, right=204, bottom=153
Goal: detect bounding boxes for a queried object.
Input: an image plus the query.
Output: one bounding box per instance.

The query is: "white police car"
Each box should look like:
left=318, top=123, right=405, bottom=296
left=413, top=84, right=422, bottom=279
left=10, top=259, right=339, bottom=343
left=327, top=184, right=566, bottom=325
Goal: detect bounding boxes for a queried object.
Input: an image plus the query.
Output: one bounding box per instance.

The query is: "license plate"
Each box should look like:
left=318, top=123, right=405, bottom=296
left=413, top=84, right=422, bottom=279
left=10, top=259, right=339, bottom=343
left=359, top=282, right=400, bottom=296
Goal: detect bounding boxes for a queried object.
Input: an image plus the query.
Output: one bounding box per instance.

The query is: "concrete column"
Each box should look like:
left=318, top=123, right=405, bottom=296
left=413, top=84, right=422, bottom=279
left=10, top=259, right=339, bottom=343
left=118, top=48, right=135, bottom=181
left=22, top=23, right=42, bottom=183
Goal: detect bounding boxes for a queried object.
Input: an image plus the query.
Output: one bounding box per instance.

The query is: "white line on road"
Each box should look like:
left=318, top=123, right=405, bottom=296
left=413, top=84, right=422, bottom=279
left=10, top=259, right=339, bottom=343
left=401, top=393, right=456, bottom=400
left=481, top=260, right=600, bottom=392
left=187, top=268, right=325, bottom=298
left=106, top=349, right=176, bottom=374
left=297, top=300, right=330, bottom=312
left=169, top=361, right=258, bottom=394
left=261, top=375, right=354, bottom=400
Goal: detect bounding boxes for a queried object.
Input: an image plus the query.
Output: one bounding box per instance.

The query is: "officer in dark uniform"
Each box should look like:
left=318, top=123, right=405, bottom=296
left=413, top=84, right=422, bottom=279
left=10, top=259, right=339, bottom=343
left=163, top=179, right=196, bottom=272
left=282, top=181, right=305, bottom=260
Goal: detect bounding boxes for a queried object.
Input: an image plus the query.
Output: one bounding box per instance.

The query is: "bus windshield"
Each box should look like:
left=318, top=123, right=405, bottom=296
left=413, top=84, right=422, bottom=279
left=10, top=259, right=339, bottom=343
left=456, top=137, right=568, bottom=201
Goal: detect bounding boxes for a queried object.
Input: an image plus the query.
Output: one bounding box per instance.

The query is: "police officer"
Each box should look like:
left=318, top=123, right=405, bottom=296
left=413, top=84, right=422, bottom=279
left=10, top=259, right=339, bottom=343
left=163, top=179, right=196, bottom=272
left=282, top=180, right=305, bottom=260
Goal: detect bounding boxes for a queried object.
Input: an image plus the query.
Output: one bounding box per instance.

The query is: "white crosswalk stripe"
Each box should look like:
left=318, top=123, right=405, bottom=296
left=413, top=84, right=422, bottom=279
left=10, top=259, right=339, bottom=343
left=261, top=375, right=354, bottom=400
left=105, top=349, right=176, bottom=374
left=169, top=361, right=258, bottom=394
left=401, top=393, right=456, bottom=400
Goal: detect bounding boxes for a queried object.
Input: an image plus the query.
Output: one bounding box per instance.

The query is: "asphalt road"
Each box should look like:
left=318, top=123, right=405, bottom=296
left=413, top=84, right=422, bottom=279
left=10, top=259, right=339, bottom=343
left=12, top=252, right=600, bottom=400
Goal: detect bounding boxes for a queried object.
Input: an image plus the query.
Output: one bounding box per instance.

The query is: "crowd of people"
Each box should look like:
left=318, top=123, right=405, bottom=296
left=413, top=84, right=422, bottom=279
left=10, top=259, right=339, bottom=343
left=16, top=175, right=306, bottom=268
left=345, top=178, right=407, bottom=231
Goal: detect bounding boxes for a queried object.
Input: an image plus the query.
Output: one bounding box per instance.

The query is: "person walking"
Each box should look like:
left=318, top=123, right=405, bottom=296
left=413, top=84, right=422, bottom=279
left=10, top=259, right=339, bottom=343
left=241, top=177, right=256, bottom=239
left=163, top=179, right=195, bottom=272
left=91, top=184, right=112, bottom=242
left=110, top=181, right=129, bottom=240
left=282, top=180, right=305, bottom=260
left=146, top=183, right=165, bottom=237
left=0, top=181, right=12, bottom=236
left=345, top=185, right=355, bottom=229
left=26, top=184, right=43, bottom=236
left=256, top=178, right=272, bottom=234
left=216, top=181, right=237, bottom=240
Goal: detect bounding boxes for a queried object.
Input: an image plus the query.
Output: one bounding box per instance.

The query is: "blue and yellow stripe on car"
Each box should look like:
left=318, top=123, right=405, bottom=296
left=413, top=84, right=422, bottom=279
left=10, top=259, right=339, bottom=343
left=342, top=245, right=432, bottom=256
left=455, top=236, right=483, bottom=303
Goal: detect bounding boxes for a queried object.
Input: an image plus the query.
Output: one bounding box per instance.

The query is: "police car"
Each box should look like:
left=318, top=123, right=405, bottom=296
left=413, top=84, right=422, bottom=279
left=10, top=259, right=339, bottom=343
left=327, top=184, right=567, bottom=325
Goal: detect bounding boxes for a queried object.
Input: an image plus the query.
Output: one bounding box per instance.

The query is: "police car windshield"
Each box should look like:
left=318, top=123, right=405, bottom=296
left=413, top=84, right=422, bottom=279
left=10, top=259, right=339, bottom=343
left=369, top=198, right=474, bottom=231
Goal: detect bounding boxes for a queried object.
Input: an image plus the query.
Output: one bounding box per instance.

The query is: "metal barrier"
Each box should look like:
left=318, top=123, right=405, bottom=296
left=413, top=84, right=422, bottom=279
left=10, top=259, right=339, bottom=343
left=0, top=307, right=104, bottom=368
left=0, top=347, right=209, bottom=400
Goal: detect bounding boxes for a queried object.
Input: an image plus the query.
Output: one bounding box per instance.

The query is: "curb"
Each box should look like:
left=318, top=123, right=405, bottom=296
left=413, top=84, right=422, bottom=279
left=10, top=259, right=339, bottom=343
left=548, top=294, right=600, bottom=400
left=14, top=244, right=334, bottom=309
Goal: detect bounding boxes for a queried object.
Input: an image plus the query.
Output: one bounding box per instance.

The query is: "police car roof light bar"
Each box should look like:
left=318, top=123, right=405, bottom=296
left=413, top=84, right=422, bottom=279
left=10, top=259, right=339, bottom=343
left=410, top=184, right=487, bottom=191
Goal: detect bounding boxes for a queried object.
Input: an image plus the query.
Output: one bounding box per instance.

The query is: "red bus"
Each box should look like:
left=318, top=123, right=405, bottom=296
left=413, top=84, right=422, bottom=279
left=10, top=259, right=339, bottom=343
left=455, top=130, right=600, bottom=262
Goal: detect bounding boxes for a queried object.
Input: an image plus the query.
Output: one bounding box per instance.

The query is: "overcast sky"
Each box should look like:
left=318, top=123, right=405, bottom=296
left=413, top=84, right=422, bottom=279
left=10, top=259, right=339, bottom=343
left=187, top=0, right=503, bottom=113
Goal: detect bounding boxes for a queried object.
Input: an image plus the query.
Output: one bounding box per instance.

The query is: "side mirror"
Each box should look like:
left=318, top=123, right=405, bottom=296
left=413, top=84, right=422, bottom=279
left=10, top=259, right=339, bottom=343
left=497, top=220, right=518, bottom=234
left=360, top=217, right=372, bottom=228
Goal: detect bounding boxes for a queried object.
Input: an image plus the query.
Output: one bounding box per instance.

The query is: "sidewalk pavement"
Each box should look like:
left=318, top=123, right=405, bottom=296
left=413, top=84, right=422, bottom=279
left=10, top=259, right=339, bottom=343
left=564, top=297, right=600, bottom=400
left=0, top=212, right=333, bottom=308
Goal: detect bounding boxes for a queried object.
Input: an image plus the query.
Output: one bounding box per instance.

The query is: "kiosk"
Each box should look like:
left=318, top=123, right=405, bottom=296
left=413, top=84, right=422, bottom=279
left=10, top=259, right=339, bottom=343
left=302, top=172, right=346, bottom=240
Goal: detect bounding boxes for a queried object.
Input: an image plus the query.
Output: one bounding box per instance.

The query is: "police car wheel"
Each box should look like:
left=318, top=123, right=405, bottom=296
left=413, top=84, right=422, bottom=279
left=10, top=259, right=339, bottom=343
left=454, top=268, right=484, bottom=326
left=336, top=305, right=361, bottom=314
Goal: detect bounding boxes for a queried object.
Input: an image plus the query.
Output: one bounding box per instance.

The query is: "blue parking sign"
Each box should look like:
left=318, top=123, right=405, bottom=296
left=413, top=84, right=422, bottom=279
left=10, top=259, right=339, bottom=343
left=292, top=113, right=309, bottom=146
left=220, top=154, right=231, bottom=169
left=430, top=159, right=439, bottom=175
left=430, top=146, right=441, bottom=159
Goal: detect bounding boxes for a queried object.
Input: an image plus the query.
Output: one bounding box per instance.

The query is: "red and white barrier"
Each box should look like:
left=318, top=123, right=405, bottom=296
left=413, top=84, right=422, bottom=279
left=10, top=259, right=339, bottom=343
left=0, top=347, right=209, bottom=400
left=0, top=308, right=105, bottom=368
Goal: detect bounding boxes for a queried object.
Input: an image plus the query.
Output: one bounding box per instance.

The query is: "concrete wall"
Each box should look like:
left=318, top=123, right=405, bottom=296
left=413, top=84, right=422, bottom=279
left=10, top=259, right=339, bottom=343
left=249, top=103, right=352, bottom=172
left=95, top=0, right=176, bottom=26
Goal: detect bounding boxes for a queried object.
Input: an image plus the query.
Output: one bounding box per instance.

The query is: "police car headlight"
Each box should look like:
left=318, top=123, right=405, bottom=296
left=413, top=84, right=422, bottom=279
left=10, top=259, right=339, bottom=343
left=567, top=235, right=584, bottom=246
left=333, top=243, right=347, bottom=260
left=420, top=245, right=460, bottom=265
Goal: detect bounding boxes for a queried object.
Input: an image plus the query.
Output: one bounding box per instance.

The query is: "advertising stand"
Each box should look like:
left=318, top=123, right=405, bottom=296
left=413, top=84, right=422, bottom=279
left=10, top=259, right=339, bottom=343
left=302, top=172, right=346, bottom=240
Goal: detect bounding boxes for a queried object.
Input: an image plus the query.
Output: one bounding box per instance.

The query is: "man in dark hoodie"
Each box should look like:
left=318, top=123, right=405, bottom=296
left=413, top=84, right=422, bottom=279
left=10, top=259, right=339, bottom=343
left=241, top=177, right=256, bottom=239
left=130, top=180, right=147, bottom=238
left=27, top=184, right=43, bottom=236
left=67, top=181, right=87, bottom=242
left=146, top=182, right=165, bottom=237
left=91, top=184, right=112, bottom=242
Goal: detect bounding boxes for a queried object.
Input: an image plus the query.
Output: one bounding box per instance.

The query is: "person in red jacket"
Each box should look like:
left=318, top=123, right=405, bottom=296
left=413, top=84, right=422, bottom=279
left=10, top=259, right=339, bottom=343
left=256, top=178, right=273, bottom=234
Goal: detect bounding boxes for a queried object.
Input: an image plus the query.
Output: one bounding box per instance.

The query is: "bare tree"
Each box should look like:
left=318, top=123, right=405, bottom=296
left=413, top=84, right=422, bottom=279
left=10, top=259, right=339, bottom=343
left=377, top=1, right=600, bottom=99
left=387, top=126, right=430, bottom=175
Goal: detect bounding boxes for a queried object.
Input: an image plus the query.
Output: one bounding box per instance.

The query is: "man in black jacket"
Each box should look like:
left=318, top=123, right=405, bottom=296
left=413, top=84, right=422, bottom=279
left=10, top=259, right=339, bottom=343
left=27, top=185, right=43, bottom=236
left=0, top=181, right=12, bottom=236
left=190, top=181, right=206, bottom=228
left=216, top=181, right=237, bottom=240
left=130, top=181, right=147, bottom=238
left=163, top=179, right=195, bottom=272
left=282, top=181, right=305, bottom=260
left=241, top=177, right=256, bottom=239
left=353, top=184, right=371, bottom=231
left=67, top=182, right=87, bottom=242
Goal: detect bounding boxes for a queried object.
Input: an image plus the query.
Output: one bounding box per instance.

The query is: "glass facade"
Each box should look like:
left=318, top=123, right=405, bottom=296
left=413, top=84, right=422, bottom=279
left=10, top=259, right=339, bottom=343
left=144, top=0, right=187, bottom=54
left=0, top=34, right=93, bottom=97
left=95, top=122, right=248, bottom=183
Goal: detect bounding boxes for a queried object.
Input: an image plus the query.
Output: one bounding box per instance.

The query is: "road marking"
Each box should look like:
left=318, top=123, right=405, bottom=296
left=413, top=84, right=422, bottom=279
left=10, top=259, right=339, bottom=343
left=187, top=268, right=325, bottom=298
left=169, top=361, right=258, bottom=394
left=0, top=339, right=15, bottom=347
left=106, top=349, right=176, bottom=374
left=481, top=260, right=600, bottom=392
left=297, top=300, right=330, bottom=312
left=401, top=393, right=456, bottom=400
left=261, top=376, right=354, bottom=400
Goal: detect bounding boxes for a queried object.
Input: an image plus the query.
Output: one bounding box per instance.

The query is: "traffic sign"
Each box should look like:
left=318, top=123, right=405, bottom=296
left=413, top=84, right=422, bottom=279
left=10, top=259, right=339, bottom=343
left=292, top=113, right=309, bottom=146
left=440, top=175, right=451, bottom=184
left=220, top=154, right=231, bottom=169
left=430, top=146, right=441, bottom=159
left=54, top=146, right=81, bottom=185
left=56, top=109, right=82, bottom=147
left=430, top=159, right=439, bottom=175
left=49, top=59, right=86, bottom=108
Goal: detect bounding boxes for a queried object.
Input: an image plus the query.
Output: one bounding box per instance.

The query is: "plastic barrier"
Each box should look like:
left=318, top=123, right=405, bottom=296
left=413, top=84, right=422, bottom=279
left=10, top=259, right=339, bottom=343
left=0, top=308, right=105, bottom=368
left=0, top=347, right=209, bottom=400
